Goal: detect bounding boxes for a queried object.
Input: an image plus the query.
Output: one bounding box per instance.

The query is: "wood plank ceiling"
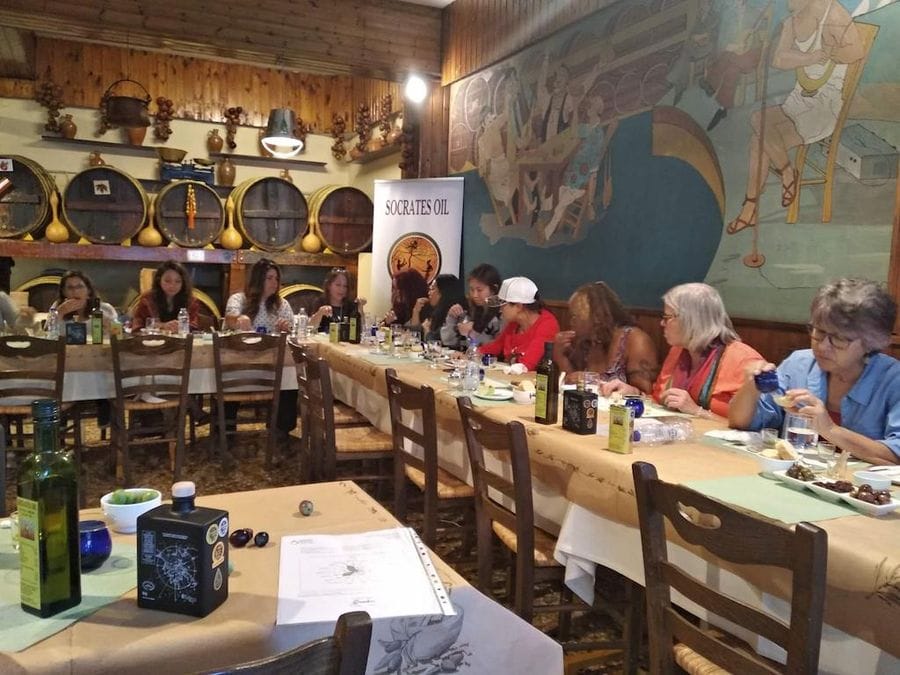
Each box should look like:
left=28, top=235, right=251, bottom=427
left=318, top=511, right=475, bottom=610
left=0, top=0, right=443, bottom=82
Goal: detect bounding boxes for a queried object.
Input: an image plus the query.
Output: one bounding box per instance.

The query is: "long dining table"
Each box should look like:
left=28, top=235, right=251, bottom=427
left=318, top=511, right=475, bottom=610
left=306, top=336, right=900, bottom=675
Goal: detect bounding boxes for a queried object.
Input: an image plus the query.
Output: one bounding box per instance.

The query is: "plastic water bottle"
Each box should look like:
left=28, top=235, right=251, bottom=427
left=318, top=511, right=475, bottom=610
left=294, top=308, right=308, bottom=339
left=463, top=338, right=480, bottom=392
left=45, top=307, right=59, bottom=338
left=632, top=419, right=693, bottom=445
left=177, top=307, right=190, bottom=336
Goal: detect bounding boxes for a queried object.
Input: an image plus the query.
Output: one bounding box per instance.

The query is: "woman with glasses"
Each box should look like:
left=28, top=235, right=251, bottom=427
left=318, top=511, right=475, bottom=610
left=51, top=270, right=117, bottom=325
left=554, top=282, right=658, bottom=392
left=730, top=278, right=900, bottom=465
left=479, top=276, right=560, bottom=371
left=310, top=267, right=366, bottom=333
left=448, top=263, right=504, bottom=346
left=132, top=261, right=200, bottom=333
left=608, top=283, right=763, bottom=417
left=224, top=258, right=293, bottom=333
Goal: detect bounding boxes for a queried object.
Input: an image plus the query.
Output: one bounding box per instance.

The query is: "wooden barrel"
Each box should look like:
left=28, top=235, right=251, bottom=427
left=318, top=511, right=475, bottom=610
left=14, top=274, right=62, bottom=311
left=232, top=177, right=308, bottom=251
left=155, top=180, right=223, bottom=247
left=62, top=166, right=148, bottom=244
left=279, top=283, right=323, bottom=316
left=308, top=185, right=373, bottom=255
left=0, top=156, right=57, bottom=239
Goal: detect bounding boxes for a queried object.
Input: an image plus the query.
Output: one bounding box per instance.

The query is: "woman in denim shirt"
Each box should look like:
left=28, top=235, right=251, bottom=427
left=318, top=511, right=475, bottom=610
left=730, top=278, right=900, bottom=465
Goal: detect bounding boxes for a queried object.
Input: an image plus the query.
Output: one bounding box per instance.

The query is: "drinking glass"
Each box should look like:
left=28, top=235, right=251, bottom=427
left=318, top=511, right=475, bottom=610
left=761, top=428, right=780, bottom=449
left=784, top=412, right=818, bottom=452
left=146, top=318, right=160, bottom=335
left=817, top=441, right=838, bottom=476
left=427, top=340, right=443, bottom=368
left=582, top=371, right=601, bottom=394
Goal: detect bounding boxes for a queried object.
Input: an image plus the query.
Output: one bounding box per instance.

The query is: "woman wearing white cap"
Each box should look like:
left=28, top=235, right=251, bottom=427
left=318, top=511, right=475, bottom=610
left=479, top=276, right=560, bottom=371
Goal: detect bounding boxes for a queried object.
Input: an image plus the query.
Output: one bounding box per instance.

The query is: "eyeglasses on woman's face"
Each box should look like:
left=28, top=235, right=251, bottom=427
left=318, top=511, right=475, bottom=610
left=661, top=313, right=678, bottom=324
left=807, top=324, right=854, bottom=350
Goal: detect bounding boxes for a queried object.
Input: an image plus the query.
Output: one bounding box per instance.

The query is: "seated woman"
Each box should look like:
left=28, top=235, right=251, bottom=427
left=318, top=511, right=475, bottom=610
left=730, top=278, right=900, bottom=465
left=223, top=258, right=296, bottom=441
left=554, top=282, right=658, bottom=392
left=383, top=269, right=429, bottom=327
left=479, top=276, right=560, bottom=371
left=448, top=263, right=503, bottom=346
left=51, top=270, right=117, bottom=326
left=225, top=258, right=293, bottom=334
left=420, top=274, right=467, bottom=350
left=610, top=283, right=763, bottom=418
left=131, top=261, right=200, bottom=333
left=309, top=267, right=366, bottom=333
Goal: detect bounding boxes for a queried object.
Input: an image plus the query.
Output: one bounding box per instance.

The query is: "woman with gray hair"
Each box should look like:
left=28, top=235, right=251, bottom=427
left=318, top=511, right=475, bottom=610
left=730, top=278, right=900, bottom=465
left=606, top=283, right=763, bottom=417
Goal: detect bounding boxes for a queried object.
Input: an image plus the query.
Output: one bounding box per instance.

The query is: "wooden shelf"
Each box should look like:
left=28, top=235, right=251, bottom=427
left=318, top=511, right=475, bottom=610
left=350, top=143, right=400, bottom=164
left=235, top=249, right=354, bottom=267
left=138, top=179, right=233, bottom=198
left=209, top=152, right=327, bottom=171
left=40, top=135, right=159, bottom=157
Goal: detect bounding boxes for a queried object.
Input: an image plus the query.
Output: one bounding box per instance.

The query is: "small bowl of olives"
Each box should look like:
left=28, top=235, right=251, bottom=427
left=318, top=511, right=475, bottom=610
left=100, top=488, right=162, bottom=533
left=852, top=470, right=891, bottom=492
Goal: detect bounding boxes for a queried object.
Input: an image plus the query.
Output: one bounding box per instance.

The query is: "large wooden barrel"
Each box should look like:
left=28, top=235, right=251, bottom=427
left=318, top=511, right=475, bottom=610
left=155, top=180, right=223, bottom=247
left=308, top=186, right=373, bottom=256
left=232, top=177, right=308, bottom=251
left=62, top=166, right=148, bottom=244
left=0, top=156, right=56, bottom=239
left=14, top=274, right=62, bottom=311
left=279, top=283, right=323, bottom=316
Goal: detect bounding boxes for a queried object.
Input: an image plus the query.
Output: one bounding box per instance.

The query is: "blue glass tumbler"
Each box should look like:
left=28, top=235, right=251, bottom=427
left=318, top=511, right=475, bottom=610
left=623, top=395, right=644, bottom=418
left=754, top=370, right=781, bottom=393
left=79, top=519, right=112, bottom=571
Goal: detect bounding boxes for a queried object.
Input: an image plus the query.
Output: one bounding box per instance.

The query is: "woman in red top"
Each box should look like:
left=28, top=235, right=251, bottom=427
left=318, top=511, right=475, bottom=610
left=131, top=261, right=200, bottom=332
left=479, top=276, right=560, bottom=371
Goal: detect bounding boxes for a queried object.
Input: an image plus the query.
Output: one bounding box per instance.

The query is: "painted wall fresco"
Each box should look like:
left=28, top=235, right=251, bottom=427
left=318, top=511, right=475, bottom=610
left=448, top=0, right=900, bottom=322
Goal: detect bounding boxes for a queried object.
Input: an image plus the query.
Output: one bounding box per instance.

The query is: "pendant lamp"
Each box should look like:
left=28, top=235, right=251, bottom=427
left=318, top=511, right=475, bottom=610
left=262, top=108, right=303, bottom=158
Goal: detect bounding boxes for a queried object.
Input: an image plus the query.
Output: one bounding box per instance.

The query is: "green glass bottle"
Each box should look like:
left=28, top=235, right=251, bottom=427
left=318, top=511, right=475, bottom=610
left=534, top=341, right=559, bottom=425
left=17, top=399, right=82, bottom=617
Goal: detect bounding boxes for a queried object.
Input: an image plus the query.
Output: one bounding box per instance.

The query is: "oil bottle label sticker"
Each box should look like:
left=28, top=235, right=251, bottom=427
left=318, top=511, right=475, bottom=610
left=16, top=497, right=40, bottom=609
left=217, top=517, right=229, bottom=539
left=141, top=530, right=157, bottom=564
left=206, top=524, right=219, bottom=546
left=212, top=541, right=225, bottom=568
left=214, top=567, right=223, bottom=591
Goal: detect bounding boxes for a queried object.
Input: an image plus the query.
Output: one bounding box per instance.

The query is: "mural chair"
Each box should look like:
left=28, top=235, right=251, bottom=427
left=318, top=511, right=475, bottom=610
left=632, top=461, right=828, bottom=675
left=733, top=4, right=774, bottom=108
left=786, top=21, right=878, bottom=224
left=384, top=368, right=474, bottom=549
left=203, top=611, right=372, bottom=675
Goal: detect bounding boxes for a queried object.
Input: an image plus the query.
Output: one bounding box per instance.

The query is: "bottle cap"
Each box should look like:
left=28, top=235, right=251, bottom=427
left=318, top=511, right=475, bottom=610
left=31, top=398, right=60, bottom=420
left=171, top=481, right=196, bottom=498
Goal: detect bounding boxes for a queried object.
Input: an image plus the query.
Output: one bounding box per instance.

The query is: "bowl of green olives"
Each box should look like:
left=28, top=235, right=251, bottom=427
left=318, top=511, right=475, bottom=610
left=100, top=488, right=161, bottom=533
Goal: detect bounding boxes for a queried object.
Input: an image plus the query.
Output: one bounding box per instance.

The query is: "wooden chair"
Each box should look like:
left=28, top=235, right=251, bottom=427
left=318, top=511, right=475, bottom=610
left=203, top=610, right=372, bottom=675
left=786, top=22, right=878, bottom=224
left=631, top=461, right=828, bottom=674
left=0, top=335, right=84, bottom=506
left=212, top=332, right=286, bottom=468
left=384, top=368, right=474, bottom=548
left=110, top=334, right=193, bottom=486
left=456, top=396, right=587, bottom=632
left=0, top=424, right=6, bottom=517
left=300, top=354, right=392, bottom=485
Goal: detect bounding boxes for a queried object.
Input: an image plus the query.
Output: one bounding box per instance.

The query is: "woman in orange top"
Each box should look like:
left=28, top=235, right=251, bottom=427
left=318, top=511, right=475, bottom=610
left=608, top=283, right=763, bottom=418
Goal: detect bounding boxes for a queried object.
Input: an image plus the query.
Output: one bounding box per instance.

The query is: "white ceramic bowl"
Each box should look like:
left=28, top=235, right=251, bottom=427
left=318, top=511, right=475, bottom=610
left=512, top=389, right=535, bottom=405
left=100, top=488, right=162, bottom=533
left=852, top=470, right=891, bottom=492
left=756, top=454, right=795, bottom=476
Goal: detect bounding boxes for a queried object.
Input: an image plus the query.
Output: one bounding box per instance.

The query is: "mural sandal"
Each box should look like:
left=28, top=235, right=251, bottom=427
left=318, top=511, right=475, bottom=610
left=726, top=197, right=757, bottom=234
left=778, top=164, right=799, bottom=207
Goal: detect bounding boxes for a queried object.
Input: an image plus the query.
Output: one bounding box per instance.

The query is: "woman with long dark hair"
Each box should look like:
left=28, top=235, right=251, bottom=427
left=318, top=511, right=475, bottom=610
left=448, top=263, right=503, bottom=346
left=383, top=269, right=429, bottom=326
left=132, top=261, right=200, bottom=332
left=310, top=267, right=366, bottom=333
left=421, top=274, right=467, bottom=349
left=225, top=258, right=293, bottom=333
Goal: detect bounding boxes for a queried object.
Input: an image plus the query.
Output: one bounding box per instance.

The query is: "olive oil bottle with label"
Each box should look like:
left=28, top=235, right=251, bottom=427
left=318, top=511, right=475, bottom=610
left=534, top=341, right=559, bottom=424
left=17, top=399, right=82, bottom=617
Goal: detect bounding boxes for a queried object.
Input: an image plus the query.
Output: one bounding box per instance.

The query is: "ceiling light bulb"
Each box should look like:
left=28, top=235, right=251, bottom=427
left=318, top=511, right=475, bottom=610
left=404, top=75, right=428, bottom=104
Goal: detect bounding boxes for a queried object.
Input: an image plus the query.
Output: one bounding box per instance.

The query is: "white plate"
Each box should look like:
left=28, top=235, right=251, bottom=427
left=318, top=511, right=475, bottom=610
left=806, top=481, right=852, bottom=504
left=473, top=389, right=514, bottom=401
left=771, top=469, right=816, bottom=492
left=840, top=492, right=900, bottom=517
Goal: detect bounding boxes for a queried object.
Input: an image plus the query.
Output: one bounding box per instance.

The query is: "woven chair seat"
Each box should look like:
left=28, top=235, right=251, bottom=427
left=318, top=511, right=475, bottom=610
left=0, top=401, right=76, bottom=416
left=334, top=401, right=368, bottom=426
left=404, top=465, right=474, bottom=499
left=334, top=425, right=393, bottom=453
left=674, top=644, right=730, bottom=675
left=221, top=391, right=275, bottom=403
left=122, top=398, right=181, bottom=412
left=491, top=521, right=561, bottom=568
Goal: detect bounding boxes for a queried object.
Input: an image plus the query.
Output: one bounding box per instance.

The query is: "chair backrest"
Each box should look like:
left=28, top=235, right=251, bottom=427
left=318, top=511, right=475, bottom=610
left=456, top=396, right=536, bottom=583
left=384, top=367, right=438, bottom=486
left=0, top=335, right=66, bottom=407
left=110, top=334, right=193, bottom=405
left=288, top=339, right=311, bottom=445
left=631, top=461, right=828, bottom=675
left=0, top=424, right=7, bottom=516
left=206, top=610, right=372, bottom=675
left=841, top=22, right=878, bottom=105
left=303, top=354, right=339, bottom=479
left=212, top=332, right=286, bottom=398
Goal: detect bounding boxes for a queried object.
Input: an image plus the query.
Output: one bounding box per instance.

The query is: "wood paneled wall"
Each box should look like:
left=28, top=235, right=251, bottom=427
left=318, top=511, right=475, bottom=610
left=442, top=0, right=617, bottom=85
left=9, top=39, right=400, bottom=132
